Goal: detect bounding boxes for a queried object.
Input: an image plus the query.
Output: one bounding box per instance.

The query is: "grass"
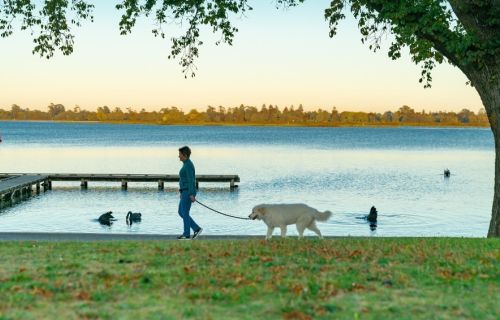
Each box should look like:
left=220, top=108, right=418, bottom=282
left=0, top=238, right=498, bottom=319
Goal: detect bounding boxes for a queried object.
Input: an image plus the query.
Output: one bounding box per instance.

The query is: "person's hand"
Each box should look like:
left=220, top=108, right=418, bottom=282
left=190, top=195, right=196, bottom=202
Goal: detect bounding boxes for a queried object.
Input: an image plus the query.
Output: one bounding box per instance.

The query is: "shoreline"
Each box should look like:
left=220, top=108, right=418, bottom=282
left=0, top=232, right=260, bottom=241
left=0, top=232, right=487, bottom=241
left=0, top=119, right=489, bottom=129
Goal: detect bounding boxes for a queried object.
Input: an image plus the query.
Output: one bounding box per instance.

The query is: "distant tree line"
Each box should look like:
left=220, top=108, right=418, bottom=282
left=0, top=103, right=489, bottom=127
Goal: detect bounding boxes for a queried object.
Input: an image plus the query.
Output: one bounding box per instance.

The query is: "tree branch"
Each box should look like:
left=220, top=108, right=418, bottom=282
left=448, top=0, right=500, bottom=43
left=360, top=1, right=470, bottom=70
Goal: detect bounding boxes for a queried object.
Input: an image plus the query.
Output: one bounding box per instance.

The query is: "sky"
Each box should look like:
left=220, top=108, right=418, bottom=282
left=0, top=0, right=483, bottom=113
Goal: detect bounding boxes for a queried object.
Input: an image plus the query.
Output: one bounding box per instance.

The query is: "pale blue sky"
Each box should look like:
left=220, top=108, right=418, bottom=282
left=0, top=0, right=482, bottom=113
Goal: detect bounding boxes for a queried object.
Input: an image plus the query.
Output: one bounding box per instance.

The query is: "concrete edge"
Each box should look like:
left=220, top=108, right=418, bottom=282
left=0, top=232, right=350, bottom=241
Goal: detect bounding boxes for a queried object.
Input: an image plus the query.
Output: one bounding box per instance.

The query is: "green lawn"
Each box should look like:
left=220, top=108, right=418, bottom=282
left=0, top=238, right=498, bottom=319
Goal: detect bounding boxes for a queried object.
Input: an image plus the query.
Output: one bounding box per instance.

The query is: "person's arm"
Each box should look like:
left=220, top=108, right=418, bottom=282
left=187, top=162, right=197, bottom=199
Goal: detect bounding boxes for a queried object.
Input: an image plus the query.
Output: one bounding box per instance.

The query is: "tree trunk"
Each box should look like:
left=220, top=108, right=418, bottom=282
left=490, top=131, right=500, bottom=237
left=485, top=81, right=500, bottom=238
left=468, top=66, right=500, bottom=238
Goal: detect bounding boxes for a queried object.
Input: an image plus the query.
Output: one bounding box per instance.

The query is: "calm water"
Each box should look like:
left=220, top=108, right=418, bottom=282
left=0, top=121, right=494, bottom=237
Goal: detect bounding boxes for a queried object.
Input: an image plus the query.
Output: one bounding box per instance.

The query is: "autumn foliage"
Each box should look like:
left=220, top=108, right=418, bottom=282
left=0, top=103, right=488, bottom=127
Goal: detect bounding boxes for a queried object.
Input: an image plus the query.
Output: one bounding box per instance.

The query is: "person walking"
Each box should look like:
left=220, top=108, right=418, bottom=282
left=177, top=146, right=202, bottom=240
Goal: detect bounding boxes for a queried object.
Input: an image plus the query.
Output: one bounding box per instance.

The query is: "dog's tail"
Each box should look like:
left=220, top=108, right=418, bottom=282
left=315, top=210, right=332, bottom=221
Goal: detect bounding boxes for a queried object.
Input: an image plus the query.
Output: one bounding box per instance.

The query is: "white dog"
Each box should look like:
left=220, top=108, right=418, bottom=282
left=249, top=203, right=332, bottom=239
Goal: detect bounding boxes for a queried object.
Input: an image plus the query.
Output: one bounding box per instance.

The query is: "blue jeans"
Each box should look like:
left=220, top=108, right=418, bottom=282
left=178, top=191, right=200, bottom=237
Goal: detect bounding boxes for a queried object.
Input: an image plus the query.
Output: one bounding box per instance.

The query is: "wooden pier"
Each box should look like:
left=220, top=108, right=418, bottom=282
left=0, top=173, right=239, bottom=209
left=0, top=173, right=240, bottom=191
left=0, top=175, right=50, bottom=207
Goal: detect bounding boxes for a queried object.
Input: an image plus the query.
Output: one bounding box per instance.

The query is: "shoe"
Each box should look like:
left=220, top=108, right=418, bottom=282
left=177, top=235, right=191, bottom=240
left=192, top=228, right=203, bottom=239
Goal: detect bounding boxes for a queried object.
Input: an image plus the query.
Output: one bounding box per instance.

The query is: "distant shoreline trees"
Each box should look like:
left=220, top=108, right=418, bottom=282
left=0, top=103, right=488, bottom=127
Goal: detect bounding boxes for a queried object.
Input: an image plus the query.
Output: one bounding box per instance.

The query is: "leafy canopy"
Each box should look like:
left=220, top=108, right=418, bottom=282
left=0, top=0, right=94, bottom=57
left=1, top=1, right=499, bottom=84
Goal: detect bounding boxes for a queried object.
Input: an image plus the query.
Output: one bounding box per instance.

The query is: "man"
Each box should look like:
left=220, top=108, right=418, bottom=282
left=177, top=146, right=202, bottom=240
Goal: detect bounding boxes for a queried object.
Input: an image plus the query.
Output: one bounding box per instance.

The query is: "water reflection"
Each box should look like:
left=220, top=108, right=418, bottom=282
left=0, top=124, right=494, bottom=237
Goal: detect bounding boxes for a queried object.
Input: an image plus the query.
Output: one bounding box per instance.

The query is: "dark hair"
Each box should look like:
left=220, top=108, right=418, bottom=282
left=178, top=146, right=191, bottom=158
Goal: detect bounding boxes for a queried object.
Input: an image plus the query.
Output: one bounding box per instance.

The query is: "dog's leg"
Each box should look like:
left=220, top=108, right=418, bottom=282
left=307, top=221, right=323, bottom=239
left=296, top=223, right=306, bottom=238
left=280, top=226, right=287, bottom=238
left=266, top=226, right=274, bottom=239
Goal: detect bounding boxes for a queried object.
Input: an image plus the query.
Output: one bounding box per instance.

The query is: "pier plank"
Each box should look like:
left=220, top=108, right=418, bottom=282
left=0, top=173, right=238, bottom=209
left=0, top=175, right=49, bottom=195
left=0, top=173, right=239, bottom=187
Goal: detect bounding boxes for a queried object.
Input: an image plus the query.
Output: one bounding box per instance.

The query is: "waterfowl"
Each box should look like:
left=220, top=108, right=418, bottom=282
left=98, top=211, right=116, bottom=225
left=126, top=211, right=142, bottom=224
left=366, top=206, right=377, bottom=223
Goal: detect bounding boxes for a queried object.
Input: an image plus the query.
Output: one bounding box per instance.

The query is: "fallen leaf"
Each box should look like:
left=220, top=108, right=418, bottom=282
left=348, top=250, right=362, bottom=258
left=74, top=290, right=91, bottom=300
left=31, top=287, right=53, bottom=298
left=351, top=282, right=366, bottom=291
left=292, top=284, right=303, bottom=295
left=283, top=311, right=312, bottom=320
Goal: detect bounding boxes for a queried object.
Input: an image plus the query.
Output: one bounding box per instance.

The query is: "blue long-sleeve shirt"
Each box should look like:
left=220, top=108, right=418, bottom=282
left=179, top=159, right=196, bottom=196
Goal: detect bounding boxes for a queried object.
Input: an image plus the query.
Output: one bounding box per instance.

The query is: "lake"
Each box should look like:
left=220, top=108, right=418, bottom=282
left=0, top=121, right=494, bottom=237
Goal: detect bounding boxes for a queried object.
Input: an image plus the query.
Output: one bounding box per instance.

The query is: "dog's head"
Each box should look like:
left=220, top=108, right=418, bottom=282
left=249, top=205, right=266, bottom=220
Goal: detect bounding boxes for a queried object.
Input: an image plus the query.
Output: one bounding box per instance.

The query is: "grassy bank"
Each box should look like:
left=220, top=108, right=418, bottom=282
left=0, top=238, right=498, bottom=319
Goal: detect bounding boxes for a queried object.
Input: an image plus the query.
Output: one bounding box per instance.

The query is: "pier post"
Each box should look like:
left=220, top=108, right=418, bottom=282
left=158, top=180, right=164, bottom=190
left=43, top=181, right=48, bottom=192
left=48, top=180, right=52, bottom=190
left=81, top=179, right=88, bottom=189
left=36, top=183, right=40, bottom=194
left=121, top=180, right=127, bottom=190
left=12, top=191, right=21, bottom=205
left=196, top=181, right=199, bottom=190
left=230, top=179, right=235, bottom=190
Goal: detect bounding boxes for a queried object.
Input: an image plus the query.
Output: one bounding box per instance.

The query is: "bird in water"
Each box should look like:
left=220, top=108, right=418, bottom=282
left=367, top=206, right=377, bottom=231
left=126, top=211, right=142, bottom=225
left=97, top=211, right=116, bottom=226
left=355, top=206, right=378, bottom=230
left=366, top=206, right=377, bottom=223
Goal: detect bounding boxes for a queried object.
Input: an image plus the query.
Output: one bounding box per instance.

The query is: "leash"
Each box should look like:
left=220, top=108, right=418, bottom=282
left=195, top=200, right=251, bottom=220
